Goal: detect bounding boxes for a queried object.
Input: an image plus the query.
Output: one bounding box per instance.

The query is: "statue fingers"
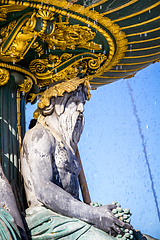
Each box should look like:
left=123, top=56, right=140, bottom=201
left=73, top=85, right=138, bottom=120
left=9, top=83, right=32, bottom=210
left=105, top=226, right=118, bottom=237
left=110, top=229, right=118, bottom=237
left=121, top=221, right=133, bottom=230
left=114, top=217, right=133, bottom=230
left=111, top=223, right=123, bottom=235
left=105, top=226, right=112, bottom=236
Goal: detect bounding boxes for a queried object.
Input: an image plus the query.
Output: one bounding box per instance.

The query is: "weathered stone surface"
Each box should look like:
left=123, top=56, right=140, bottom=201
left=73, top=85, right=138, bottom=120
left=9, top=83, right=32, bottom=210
left=21, top=84, right=133, bottom=239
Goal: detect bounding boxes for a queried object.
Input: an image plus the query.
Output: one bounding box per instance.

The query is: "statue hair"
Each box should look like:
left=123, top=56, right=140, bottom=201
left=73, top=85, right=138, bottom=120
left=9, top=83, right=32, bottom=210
left=40, top=84, right=87, bottom=117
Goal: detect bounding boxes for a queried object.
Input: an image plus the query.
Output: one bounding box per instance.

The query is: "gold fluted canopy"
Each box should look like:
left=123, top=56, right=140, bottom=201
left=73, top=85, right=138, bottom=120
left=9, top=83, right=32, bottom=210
left=0, top=0, right=160, bottom=97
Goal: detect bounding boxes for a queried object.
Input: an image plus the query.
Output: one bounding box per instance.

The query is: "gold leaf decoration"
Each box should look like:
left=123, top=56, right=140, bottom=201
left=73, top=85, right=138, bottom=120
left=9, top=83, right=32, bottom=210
left=48, top=53, right=72, bottom=66
left=0, top=1, right=128, bottom=88
left=51, top=62, right=80, bottom=83
left=19, top=76, right=33, bottom=93
left=0, top=5, right=27, bottom=22
left=37, top=77, right=90, bottom=110
left=88, top=53, right=107, bottom=69
left=28, top=93, right=39, bottom=103
left=0, top=20, right=17, bottom=45
left=0, top=12, right=37, bottom=62
left=0, top=68, right=10, bottom=86
left=29, top=52, right=106, bottom=87
left=36, top=10, right=55, bottom=21
left=39, top=20, right=101, bottom=51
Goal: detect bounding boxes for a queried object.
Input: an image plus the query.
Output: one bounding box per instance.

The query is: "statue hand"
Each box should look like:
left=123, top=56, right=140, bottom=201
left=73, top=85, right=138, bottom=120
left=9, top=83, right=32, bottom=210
left=93, top=204, right=133, bottom=237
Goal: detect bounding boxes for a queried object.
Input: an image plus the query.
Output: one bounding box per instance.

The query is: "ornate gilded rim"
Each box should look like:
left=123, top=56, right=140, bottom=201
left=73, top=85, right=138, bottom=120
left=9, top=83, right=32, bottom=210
left=0, top=62, right=37, bottom=84
left=1, top=0, right=160, bottom=90
left=1, top=0, right=128, bottom=86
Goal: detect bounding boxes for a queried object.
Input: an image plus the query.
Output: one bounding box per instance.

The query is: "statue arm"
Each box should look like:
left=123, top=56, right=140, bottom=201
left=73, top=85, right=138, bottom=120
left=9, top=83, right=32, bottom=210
left=21, top=128, right=92, bottom=220
left=21, top=127, right=132, bottom=236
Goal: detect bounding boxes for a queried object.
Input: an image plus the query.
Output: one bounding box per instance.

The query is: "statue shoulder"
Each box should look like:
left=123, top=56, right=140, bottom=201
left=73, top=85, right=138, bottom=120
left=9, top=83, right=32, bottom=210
left=22, top=123, right=56, bottom=152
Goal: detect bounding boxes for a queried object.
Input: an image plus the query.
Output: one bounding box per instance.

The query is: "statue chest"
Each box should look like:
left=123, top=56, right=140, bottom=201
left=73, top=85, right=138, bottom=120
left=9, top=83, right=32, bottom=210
left=53, top=144, right=81, bottom=175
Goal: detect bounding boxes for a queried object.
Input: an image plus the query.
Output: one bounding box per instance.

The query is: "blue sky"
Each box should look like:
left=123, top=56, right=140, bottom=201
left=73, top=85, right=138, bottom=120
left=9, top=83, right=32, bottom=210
left=26, top=62, right=160, bottom=239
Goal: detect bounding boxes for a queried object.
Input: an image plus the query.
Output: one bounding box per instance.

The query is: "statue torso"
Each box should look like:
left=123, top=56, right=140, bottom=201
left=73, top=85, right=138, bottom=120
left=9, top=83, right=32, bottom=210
left=53, top=142, right=81, bottom=199
left=21, top=123, right=81, bottom=207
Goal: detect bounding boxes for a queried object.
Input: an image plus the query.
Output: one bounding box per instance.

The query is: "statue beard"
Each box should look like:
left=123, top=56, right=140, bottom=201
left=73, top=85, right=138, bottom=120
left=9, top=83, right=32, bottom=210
left=59, top=111, right=84, bottom=151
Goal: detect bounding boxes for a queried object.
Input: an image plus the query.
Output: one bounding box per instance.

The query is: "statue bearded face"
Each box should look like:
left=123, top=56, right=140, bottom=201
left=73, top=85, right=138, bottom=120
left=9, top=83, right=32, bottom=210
left=58, top=85, right=86, bottom=149
left=42, top=84, right=88, bottom=150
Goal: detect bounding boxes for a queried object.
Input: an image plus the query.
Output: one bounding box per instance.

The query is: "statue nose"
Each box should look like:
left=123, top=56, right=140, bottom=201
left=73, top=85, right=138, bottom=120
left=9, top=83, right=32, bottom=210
left=77, top=103, right=84, bottom=113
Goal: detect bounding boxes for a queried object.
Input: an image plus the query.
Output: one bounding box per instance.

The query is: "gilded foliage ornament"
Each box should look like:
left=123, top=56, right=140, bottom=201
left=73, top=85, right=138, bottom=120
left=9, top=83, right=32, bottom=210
left=33, top=77, right=91, bottom=119
left=29, top=52, right=106, bottom=86
left=0, top=62, right=37, bottom=85
left=38, top=14, right=102, bottom=51
left=31, top=76, right=91, bottom=119
left=48, top=53, right=72, bottom=67
left=31, top=41, right=44, bottom=56
left=0, top=1, right=129, bottom=89
left=0, top=68, right=10, bottom=86
left=0, top=20, right=17, bottom=44
left=19, top=76, right=33, bottom=93
left=0, top=12, right=37, bottom=62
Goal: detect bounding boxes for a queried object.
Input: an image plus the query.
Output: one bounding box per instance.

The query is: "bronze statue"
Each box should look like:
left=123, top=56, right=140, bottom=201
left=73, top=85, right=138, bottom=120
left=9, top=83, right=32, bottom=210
left=20, top=78, right=157, bottom=239
left=20, top=79, right=134, bottom=239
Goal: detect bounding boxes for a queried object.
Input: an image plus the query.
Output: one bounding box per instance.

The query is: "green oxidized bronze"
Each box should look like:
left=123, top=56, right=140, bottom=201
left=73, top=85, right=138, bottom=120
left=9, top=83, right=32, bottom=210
left=0, top=1, right=160, bottom=240
left=0, top=0, right=128, bottom=90
left=0, top=0, right=160, bottom=89
left=0, top=208, right=21, bottom=239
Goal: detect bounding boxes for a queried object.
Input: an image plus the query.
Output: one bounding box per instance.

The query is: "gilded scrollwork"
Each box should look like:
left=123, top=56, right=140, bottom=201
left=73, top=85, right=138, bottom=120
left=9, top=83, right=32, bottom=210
left=0, top=68, right=10, bottom=86
left=0, top=7, right=103, bottom=67
left=48, top=53, right=73, bottom=67
left=29, top=59, right=50, bottom=78
left=0, top=1, right=128, bottom=88
left=19, top=76, right=33, bottom=93
left=29, top=57, right=81, bottom=86
left=51, top=62, right=80, bottom=83
left=31, top=41, right=44, bottom=56
left=29, top=53, right=73, bottom=78
left=88, top=53, right=107, bottom=69
left=29, top=52, right=106, bottom=86
left=0, top=62, right=37, bottom=85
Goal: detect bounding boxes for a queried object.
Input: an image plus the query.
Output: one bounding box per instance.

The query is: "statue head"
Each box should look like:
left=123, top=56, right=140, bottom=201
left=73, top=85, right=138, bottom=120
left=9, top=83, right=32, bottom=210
left=34, top=78, right=91, bottom=150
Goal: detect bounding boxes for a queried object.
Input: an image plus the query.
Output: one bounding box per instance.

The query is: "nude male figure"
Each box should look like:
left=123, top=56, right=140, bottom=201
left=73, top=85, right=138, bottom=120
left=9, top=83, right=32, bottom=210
left=21, top=82, right=132, bottom=238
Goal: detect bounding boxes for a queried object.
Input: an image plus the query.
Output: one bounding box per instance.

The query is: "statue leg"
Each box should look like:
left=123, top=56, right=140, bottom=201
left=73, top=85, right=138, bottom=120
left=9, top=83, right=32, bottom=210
left=25, top=206, right=114, bottom=240
left=0, top=208, right=21, bottom=240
